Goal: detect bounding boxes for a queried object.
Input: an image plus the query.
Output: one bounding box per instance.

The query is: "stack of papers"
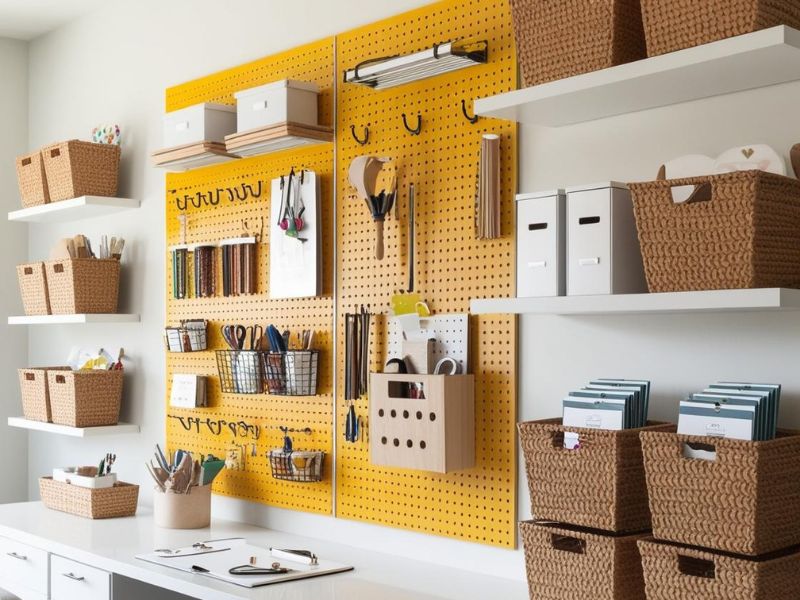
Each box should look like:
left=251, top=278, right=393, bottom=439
left=678, top=382, right=781, bottom=441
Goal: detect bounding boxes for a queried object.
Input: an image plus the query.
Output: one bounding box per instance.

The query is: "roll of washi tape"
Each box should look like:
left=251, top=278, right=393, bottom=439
left=433, top=357, right=460, bottom=376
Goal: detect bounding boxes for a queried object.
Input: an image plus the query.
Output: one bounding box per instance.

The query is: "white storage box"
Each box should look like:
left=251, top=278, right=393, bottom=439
left=162, top=102, right=236, bottom=148
left=234, top=79, right=319, bottom=133
left=566, top=182, right=646, bottom=296
left=516, top=189, right=566, bottom=298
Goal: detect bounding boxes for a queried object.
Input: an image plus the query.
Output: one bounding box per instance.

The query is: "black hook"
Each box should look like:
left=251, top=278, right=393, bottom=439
left=461, top=99, right=479, bottom=124
left=350, top=124, right=369, bottom=146
left=402, top=113, right=422, bottom=135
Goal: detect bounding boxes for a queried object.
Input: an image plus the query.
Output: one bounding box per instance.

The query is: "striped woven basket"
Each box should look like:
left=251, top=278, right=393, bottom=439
left=639, top=538, right=800, bottom=599
left=509, top=0, right=646, bottom=87
left=640, top=430, right=800, bottom=556
left=629, top=171, right=800, bottom=293
left=520, top=521, right=647, bottom=600
left=519, top=419, right=674, bottom=532
left=641, top=0, right=800, bottom=57
left=41, top=140, right=120, bottom=202
left=44, top=258, right=120, bottom=314
left=40, top=477, right=139, bottom=519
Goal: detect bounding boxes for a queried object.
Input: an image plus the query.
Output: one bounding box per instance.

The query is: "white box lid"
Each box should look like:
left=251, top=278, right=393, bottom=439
left=165, top=102, right=235, bottom=115
left=516, top=189, right=565, bottom=201
left=234, top=79, right=320, bottom=99
left=566, top=181, right=629, bottom=193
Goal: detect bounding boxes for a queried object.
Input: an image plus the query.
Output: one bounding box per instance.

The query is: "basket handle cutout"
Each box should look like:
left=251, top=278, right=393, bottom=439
left=578, top=216, right=600, bottom=225
left=21, top=157, right=31, bottom=166
left=53, top=263, right=65, bottom=273
left=25, top=373, right=35, bottom=381
left=387, top=381, right=426, bottom=400
left=670, top=182, right=711, bottom=204
left=528, top=222, right=548, bottom=231
left=682, top=441, right=717, bottom=462
left=55, top=375, right=66, bottom=384
left=550, top=534, right=586, bottom=555
left=551, top=431, right=581, bottom=450
left=23, top=267, right=33, bottom=275
left=50, top=148, right=61, bottom=158
left=678, top=555, right=715, bottom=579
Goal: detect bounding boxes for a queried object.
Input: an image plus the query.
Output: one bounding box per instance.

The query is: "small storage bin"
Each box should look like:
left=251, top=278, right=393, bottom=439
left=153, top=486, right=211, bottom=529
left=268, top=450, right=325, bottom=482
left=641, top=0, right=800, bottom=57
left=162, top=102, right=237, bottom=148
left=520, top=520, right=647, bottom=600
left=164, top=322, right=208, bottom=352
left=629, top=171, right=800, bottom=293
left=234, top=79, right=320, bottom=133
left=47, top=370, right=123, bottom=428
left=216, top=350, right=264, bottom=394
left=567, top=181, right=647, bottom=296
left=519, top=419, right=674, bottom=532
left=39, top=477, right=138, bottom=519
left=16, top=151, right=50, bottom=207
left=17, top=262, right=51, bottom=316
left=369, top=373, right=474, bottom=473
left=263, top=350, right=320, bottom=396
left=18, top=367, right=69, bottom=423
left=639, top=538, right=800, bottom=600
left=509, top=0, right=646, bottom=87
left=516, top=190, right=566, bottom=298
left=41, top=140, right=120, bottom=202
left=640, top=430, right=800, bottom=556
left=45, top=258, right=120, bottom=314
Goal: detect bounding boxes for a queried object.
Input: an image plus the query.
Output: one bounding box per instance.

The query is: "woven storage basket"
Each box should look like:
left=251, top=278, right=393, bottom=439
left=17, top=262, right=51, bottom=316
left=15, top=151, right=50, bottom=207
left=629, top=171, right=800, bottom=293
left=639, top=538, right=800, bottom=599
left=47, top=369, right=123, bottom=428
left=41, top=140, right=120, bottom=202
left=509, top=0, right=646, bottom=87
left=17, top=367, right=69, bottom=423
left=520, top=521, right=647, bottom=600
left=641, top=0, right=800, bottom=57
left=519, top=419, right=674, bottom=532
left=641, top=430, right=800, bottom=556
left=39, top=477, right=138, bottom=519
left=44, top=258, right=120, bottom=314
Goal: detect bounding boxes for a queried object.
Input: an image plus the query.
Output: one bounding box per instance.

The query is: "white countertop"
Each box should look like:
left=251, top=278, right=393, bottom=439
left=0, top=502, right=528, bottom=600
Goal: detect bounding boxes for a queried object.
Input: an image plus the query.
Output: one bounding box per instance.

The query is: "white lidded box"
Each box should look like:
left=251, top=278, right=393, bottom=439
left=162, top=102, right=236, bottom=148
left=234, top=79, right=320, bottom=133
left=516, top=189, right=566, bottom=298
left=566, top=182, right=647, bottom=296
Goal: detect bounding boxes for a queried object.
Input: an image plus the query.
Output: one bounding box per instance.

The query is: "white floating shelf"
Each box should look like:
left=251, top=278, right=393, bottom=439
left=7, top=418, right=140, bottom=438
left=471, top=288, right=800, bottom=316
left=475, top=26, right=800, bottom=127
left=8, top=196, right=140, bottom=223
left=8, top=314, right=140, bottom=325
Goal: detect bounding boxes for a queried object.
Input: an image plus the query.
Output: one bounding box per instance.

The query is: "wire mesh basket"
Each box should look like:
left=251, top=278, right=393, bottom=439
left=268, top=450, right=324, bottom=482
left=262, top=350, right=320, bottom=396
left=165, top=320, right=208, bottom=352
left=215, top=350, right=265, bottom=394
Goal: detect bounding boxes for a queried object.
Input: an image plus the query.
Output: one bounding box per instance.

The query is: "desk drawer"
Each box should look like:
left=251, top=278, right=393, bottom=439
left=50, top=555, right=110, bottom=600
left=0, top=536, right=48, bottom=596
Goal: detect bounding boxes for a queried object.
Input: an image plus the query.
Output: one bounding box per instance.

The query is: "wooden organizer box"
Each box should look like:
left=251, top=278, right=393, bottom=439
left=369, top=373, right=475, bottom=473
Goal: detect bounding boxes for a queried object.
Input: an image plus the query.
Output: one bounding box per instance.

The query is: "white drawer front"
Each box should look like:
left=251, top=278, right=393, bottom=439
left=0, top=536, right=48, bottom=596
left=50, top=555, right=110, bottom=600
left=567, top=189, right=612, bottom=296
left=517, top=195, right=564, bottom=297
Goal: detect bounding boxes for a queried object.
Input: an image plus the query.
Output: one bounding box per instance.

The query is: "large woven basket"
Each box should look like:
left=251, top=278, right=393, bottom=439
left=44, top=258, right=120, bottom=314
left=16, top=151, right=50, bottom=207
left=509, top=0, right=646, bottom=87
left=520, top=521, right=647, bottom=600
left=17, top=262, right=51, bottom=316
left=18, top=367, right=69, bottom=423
left=47, top=370, right=123, bottom=428
left=41, top=140, right=120, bottom=202
left=641, top=430, right=800, bottom=556
left=641, top=0, right=800, bottom=57
left=629, top=171, right=800, bottom=293
left=639, top=538, right=800, bottom=599
left=39, top=477, right=138, bottom=519
left=519, top=419, right=674, bottom=532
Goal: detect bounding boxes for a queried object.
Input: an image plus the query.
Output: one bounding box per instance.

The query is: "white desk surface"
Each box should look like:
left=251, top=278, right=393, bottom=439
left=0, top=502, right=528, bottom=600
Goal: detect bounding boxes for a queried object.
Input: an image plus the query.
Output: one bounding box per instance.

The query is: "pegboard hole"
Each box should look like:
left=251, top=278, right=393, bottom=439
left=406, top=439, right=413, bottom=448
left=429, top=412, right=437, bottom=422
left=416, top=411, right=423, bottom=420
left=420, top=441, right=427, bottom=450
left=403, top=410, right=410, bottom=419
left=379, top=409, right=385, bottom=417
left=381, top=436, right=387, bottom=445
left=393, top=438, right=400, bottom=447
left=390, top=409, right=397, bottom=418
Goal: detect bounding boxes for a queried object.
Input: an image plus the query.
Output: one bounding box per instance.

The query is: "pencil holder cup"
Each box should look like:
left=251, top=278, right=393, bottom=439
left=153, top=485, right=212, bottom=529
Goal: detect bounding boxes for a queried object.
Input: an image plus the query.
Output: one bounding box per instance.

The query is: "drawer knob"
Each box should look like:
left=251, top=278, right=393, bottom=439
left=7, top=551, right=27, bottom=560
left=578, top=257, right=600, bottom=266
left=63, top=572, right=85, bottom=582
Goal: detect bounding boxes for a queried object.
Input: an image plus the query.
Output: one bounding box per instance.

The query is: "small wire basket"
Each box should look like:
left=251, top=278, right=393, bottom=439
left=215, top=350, right=264, bottom=394
left=165, top=320, right=208, bottom=352
left=268, top=450, right=324, bottom=482
left=262, top=350, right=320, bottom=396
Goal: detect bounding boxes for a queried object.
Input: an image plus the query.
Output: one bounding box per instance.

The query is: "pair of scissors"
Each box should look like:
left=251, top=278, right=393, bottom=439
left=229, top=564, right=291, bottom=576
left=221, top=325, right=246, bottom=350
left=246, top=325, right=264, bottom=350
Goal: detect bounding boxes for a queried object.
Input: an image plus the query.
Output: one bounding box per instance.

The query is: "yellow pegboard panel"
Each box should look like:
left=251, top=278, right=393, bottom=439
left=165, top=39, right=335, bottom=515
left=335, top=0, right=518, bottom=546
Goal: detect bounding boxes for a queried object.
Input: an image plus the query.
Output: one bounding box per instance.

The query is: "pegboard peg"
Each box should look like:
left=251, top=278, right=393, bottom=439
left=401, top=113, right=422, bottom=136
left=350, top=124, right=370, bottom=145
left=461, top=99, right=479, bottom=124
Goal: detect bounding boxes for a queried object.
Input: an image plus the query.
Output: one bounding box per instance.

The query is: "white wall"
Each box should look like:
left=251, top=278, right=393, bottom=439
left=0, top=37, right=29, bottom=505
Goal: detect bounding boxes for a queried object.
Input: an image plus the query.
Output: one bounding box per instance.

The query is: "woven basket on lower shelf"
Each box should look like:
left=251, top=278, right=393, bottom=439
left=17, top=262, right=51, bottom=316
left=640, top=430, right=800, bottom=556
left=520, top=521, right=647, bottom=600
left=44, top=258, right=120, bottom=314
left=519, top=419, right=674, bottom=532
left=509, top=0, right=646, bottom=87
left=39, top=477, right=138, bottom=519
left=641, top=0, right=800, bottom=57
left=629, top=171, right=800, bottom=292
left=18, top=367, right=69, bottom=423
left=41, top=140, right=120, bottom=202
left=47, top=369, right=123, bottom=428
left=639, top=538, right=800, bottom=599
left=16, top=151, right=50, bottom=207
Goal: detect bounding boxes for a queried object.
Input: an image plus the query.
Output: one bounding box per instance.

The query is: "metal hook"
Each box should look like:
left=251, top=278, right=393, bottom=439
left=402, top=113, right=422, bottom=135
left=461, top=99, right=479, bottom=124
left=350, top=124, right=369, bottom=146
